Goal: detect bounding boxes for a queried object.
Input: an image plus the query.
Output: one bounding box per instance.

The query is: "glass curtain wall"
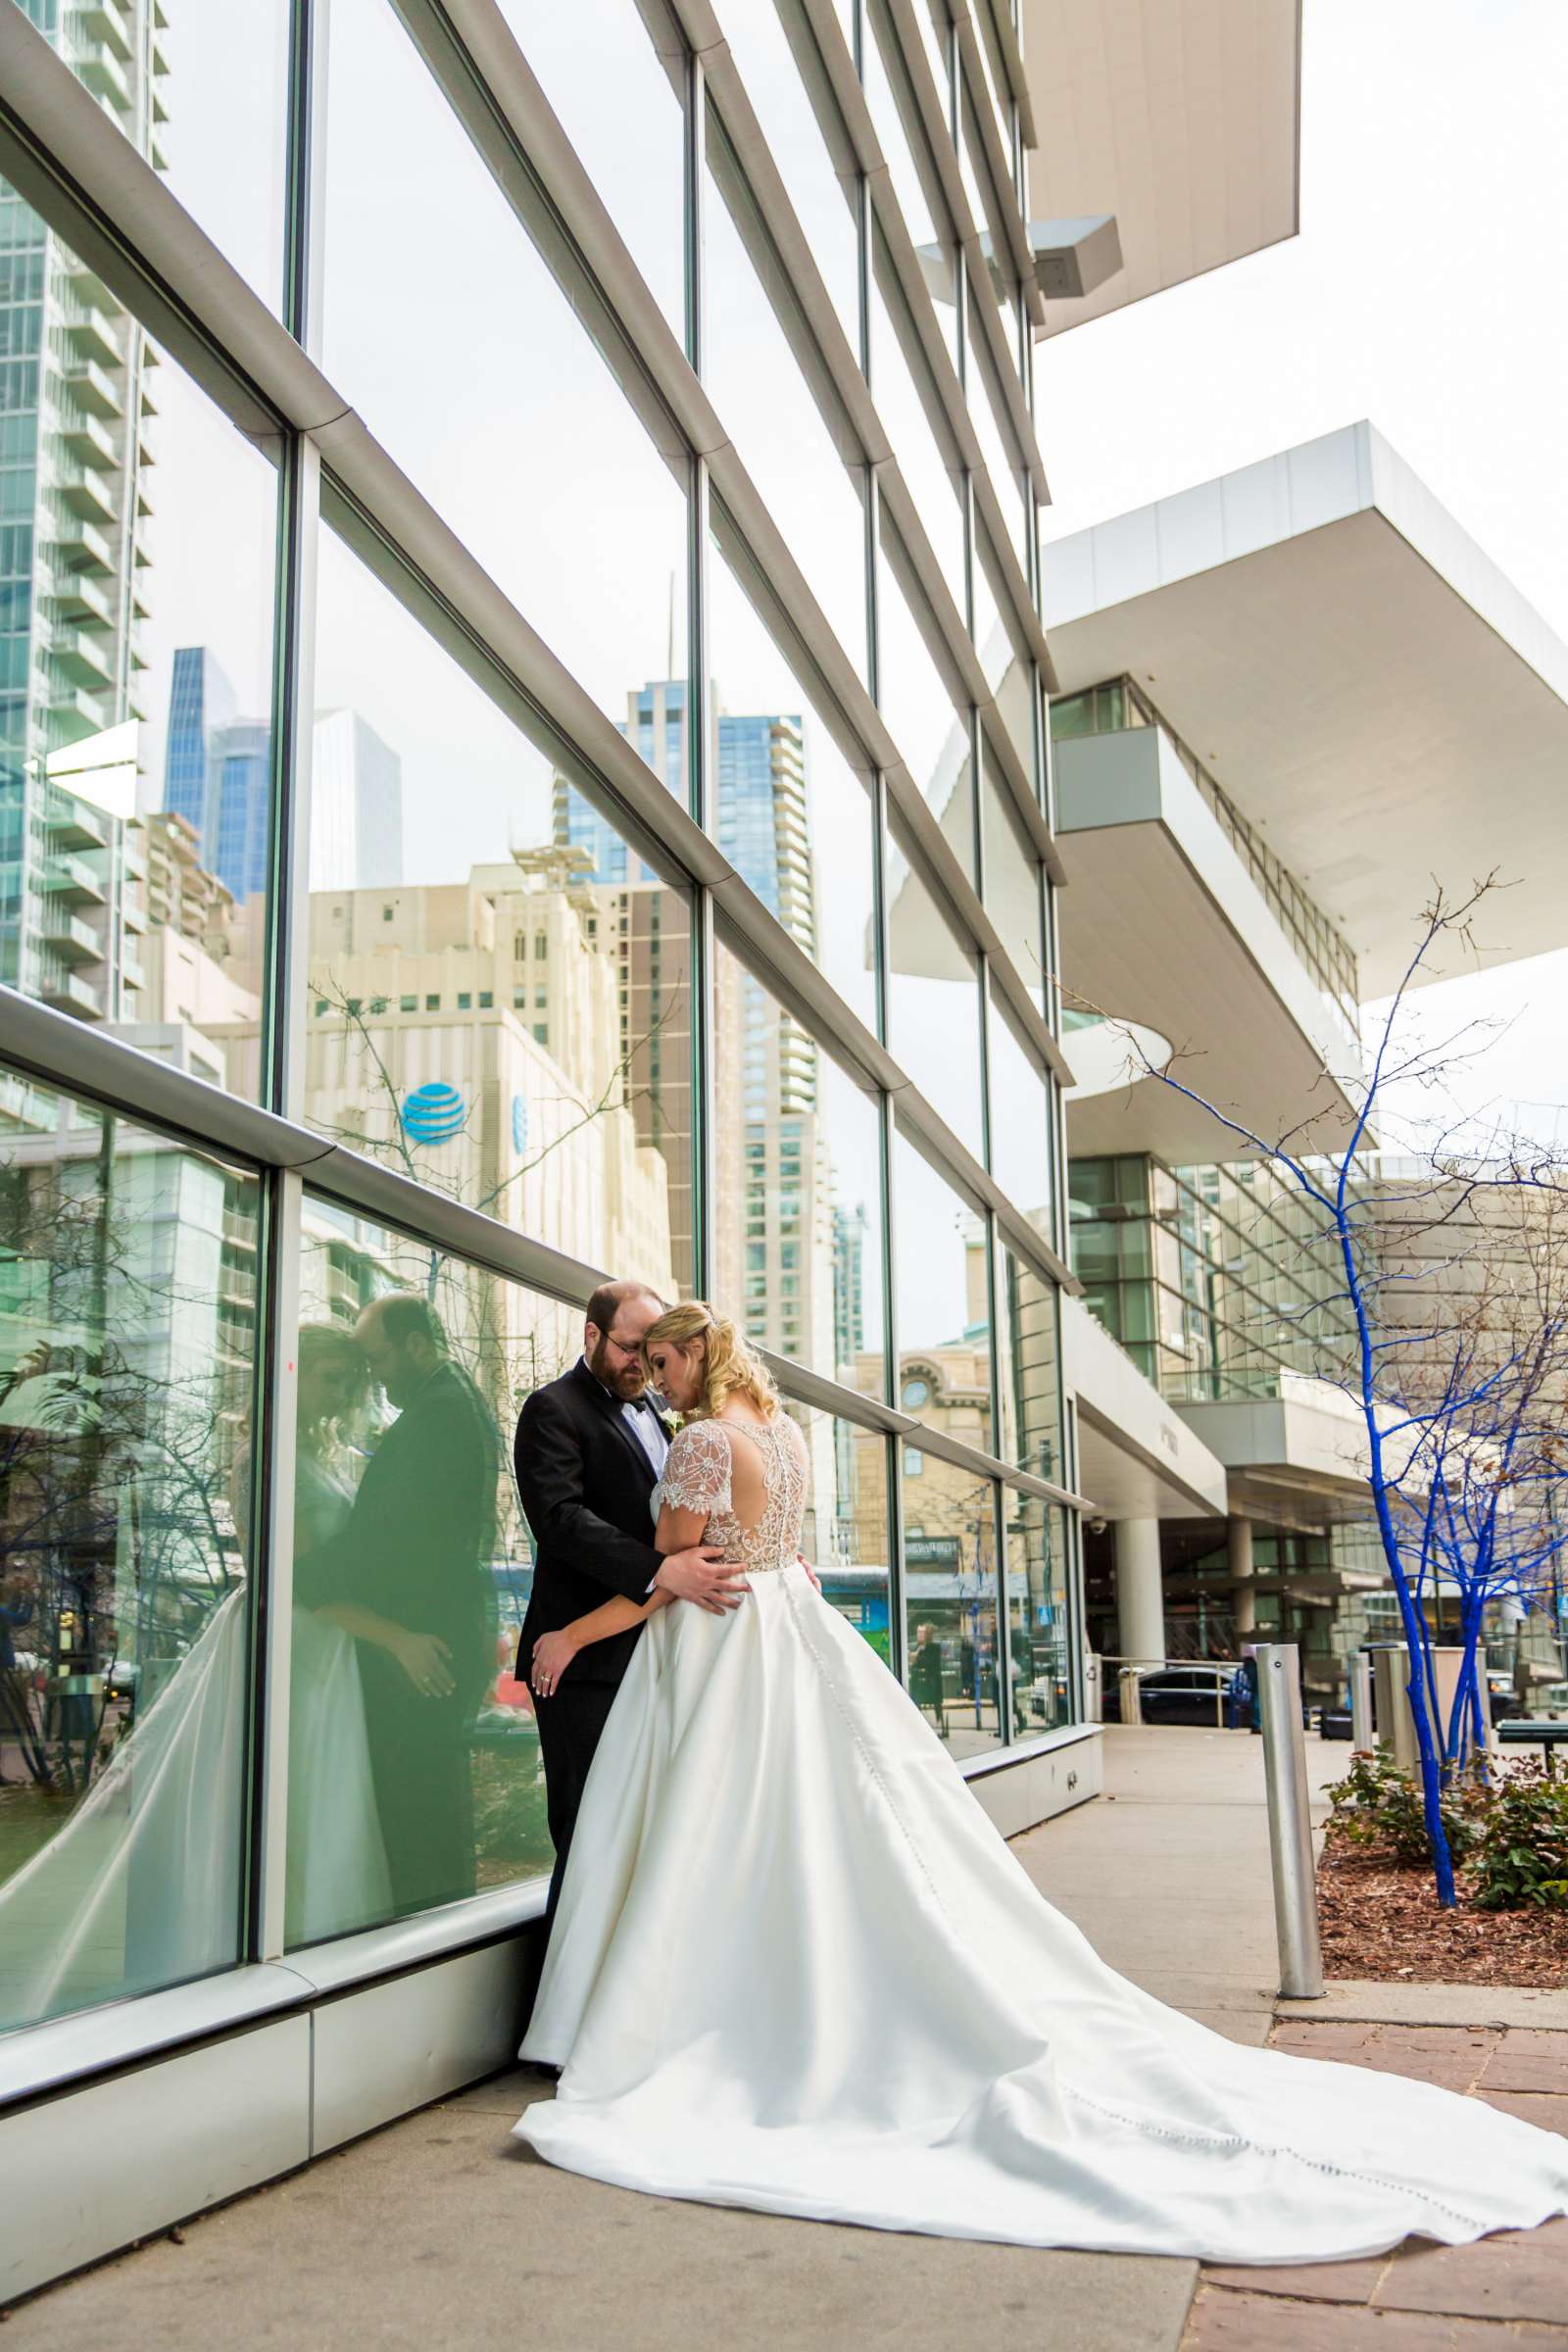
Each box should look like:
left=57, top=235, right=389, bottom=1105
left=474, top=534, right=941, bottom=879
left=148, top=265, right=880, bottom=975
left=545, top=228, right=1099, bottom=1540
left=0, top=0, right=1077, bottom=2045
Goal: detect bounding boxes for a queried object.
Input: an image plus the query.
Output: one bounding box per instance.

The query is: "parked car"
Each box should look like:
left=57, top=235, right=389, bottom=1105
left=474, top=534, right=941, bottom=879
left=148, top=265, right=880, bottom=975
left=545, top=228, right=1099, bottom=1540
left=1102, top=1664, right=1234, bottom=1727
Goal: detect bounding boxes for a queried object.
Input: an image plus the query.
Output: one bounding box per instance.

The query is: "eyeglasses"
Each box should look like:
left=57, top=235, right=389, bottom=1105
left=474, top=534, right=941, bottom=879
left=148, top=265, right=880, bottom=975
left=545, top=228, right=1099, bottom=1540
left=602, top=1332, right=645, bottom=1361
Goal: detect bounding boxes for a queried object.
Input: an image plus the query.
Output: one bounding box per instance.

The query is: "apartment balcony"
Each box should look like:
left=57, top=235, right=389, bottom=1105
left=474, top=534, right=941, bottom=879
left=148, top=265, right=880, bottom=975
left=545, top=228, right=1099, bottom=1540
left=47, top=796, right=108, bottom=853
left=42, top=907, right=102, bottom=962
left=58, top=464, right=118, bottom=529
left=61, top=357, right=122, bottom=418
left=220, top=1265, right=257, bottom=1308
left=120, top=954, right=144, bottom=992
left=64, top=307, right=122, bottom=369
left=40, top=967, right=102, bottom=1018
left=78, top=49, right=132, bottom=111
left=51, top=627, right=115, bottom=691
left=45, top=850, right=106, bottom=903
left=48, top=682, right=110, bottom=740
left=50, top=517, right=114, bottom=575
left=62, top=411, right=118, bottom=470
left=50, top=569, right=113, bottom=627
left=78, top=0, right=133, bottom=62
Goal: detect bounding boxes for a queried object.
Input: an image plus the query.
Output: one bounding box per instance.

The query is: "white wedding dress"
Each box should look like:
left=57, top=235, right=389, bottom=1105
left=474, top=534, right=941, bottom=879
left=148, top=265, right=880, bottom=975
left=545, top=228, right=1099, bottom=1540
left=514, top=1417, right=1568, bottom=2263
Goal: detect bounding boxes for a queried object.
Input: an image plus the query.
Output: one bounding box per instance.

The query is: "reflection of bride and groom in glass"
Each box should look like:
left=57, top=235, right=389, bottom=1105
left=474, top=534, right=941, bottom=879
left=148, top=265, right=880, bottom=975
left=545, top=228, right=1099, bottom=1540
left=0, top=1296, right=501, bottom=2027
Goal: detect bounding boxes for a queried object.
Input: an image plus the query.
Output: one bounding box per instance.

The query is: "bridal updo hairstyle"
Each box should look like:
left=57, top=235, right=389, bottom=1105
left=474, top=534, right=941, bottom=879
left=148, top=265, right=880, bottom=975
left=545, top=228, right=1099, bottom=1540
left=641, top=1300, right=779, bottom=1424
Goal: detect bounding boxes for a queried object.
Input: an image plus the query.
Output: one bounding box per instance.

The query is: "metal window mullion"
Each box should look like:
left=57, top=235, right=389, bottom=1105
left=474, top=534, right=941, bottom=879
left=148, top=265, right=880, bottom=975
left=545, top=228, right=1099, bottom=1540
left=249, top=1166, right=304, bottom=1964
left=685, top=42, right=705, bottom=373
left=993, top=1470, right=1014, bottom=1746
left=878, top=1082, right=906, bottom=1683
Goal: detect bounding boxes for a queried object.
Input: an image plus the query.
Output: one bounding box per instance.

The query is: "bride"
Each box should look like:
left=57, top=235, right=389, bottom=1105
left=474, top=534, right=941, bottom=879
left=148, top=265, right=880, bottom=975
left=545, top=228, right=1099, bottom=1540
left=514, top=1301, right=1568, bottom=2264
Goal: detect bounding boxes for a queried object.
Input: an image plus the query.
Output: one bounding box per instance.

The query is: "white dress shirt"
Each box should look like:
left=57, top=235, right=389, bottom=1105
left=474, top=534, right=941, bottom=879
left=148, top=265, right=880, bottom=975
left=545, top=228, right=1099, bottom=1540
left=582, top=1355, right=670, bottom=1480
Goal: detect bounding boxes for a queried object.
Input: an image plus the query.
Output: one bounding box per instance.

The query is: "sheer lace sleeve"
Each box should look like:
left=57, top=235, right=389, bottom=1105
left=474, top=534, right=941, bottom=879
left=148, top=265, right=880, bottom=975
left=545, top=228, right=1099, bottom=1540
left=659, top=1420, right=732, bottom=1519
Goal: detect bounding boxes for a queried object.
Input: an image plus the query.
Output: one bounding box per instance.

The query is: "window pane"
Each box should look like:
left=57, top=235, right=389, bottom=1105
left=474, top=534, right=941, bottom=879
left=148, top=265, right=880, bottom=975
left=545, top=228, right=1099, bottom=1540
left=0, top=1071, right=258, bottom=2029
left=997, top=1242, right=1062, bottom=1482
left=705, top=124, right=868, bottom=680
left=969, top=19, right=1015, bottom=173
left=904, top=1474, right=1003, bottom=1758
left=877, top=537, right=973, bottom=873
left=1006, top=1497, right=1072, bottom=1741
left=713, top=939, right=886, bottom=1397
left=498, top=0, right=687, bottom=341
left=717, top=5, right=860, bottom=354
left=39, top=0, right=289, bottom=313
left=981, top=751, right=1043, bottom=993
left=971, top=517, right=1024, bottom=694
left=893, top=1125, right=992, bottom=1456
left=862, top=1, right=960, bottom=368
left=322, top=0, right=689, bottom=784
left=869, top=232, right=966, bottom=616
left=290, top=1209, right=574, bottom=1936
left=793, top=1406, right=892, bottom=1667
left=708, top=536, right=878, bottom=1032
left=297, top=521, right=695, bottom=1298
left=884, top=822, right=984, bottom=1141
left=0, top=193, right=279, bottom=1098
left=988, top=991, right=1053, bottom=1230
left=967, top=307, right=1030, bottom=573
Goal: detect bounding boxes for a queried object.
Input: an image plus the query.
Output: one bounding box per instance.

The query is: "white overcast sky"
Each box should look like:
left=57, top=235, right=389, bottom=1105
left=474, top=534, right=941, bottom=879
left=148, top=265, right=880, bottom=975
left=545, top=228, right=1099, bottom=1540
left=1035, top=0, right=1568, bottom=1152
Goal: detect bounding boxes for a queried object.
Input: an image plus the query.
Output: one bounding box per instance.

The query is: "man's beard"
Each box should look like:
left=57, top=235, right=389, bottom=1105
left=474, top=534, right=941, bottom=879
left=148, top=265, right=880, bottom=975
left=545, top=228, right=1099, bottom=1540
left=589, top=1334, right=645, bottom=1398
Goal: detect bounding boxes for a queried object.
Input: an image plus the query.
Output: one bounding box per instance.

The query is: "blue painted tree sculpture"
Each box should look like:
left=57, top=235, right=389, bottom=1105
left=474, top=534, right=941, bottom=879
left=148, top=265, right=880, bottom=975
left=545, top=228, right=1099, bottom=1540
left=1090, top=887, right=1568, bottom=1905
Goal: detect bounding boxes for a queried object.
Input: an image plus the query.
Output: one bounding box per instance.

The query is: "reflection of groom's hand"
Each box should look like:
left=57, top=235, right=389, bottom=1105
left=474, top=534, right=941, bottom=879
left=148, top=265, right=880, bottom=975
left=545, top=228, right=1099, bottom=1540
left=656, top=1546, right=749, bottom=1615
left=390, top=1628, right=456, bottom=1698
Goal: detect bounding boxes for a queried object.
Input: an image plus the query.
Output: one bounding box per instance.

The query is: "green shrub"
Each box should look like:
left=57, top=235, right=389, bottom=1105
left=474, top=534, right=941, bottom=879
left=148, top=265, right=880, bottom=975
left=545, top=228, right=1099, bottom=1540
left=1468, top=1763, right=1568, bottom=1913
left=1327, top=1746, right=1478, bottom=1868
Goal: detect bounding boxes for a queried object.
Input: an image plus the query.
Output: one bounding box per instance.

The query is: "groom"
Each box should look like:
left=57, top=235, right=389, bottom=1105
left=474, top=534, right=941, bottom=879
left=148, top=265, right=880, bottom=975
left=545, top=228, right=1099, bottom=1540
left=513, top=1280, right=746, bottom=1931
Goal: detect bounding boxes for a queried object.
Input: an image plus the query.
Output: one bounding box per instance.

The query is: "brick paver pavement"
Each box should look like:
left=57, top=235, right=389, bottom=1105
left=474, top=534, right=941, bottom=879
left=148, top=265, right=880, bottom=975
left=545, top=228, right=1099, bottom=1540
left=1186, top=2021, right=1568, bottom=2350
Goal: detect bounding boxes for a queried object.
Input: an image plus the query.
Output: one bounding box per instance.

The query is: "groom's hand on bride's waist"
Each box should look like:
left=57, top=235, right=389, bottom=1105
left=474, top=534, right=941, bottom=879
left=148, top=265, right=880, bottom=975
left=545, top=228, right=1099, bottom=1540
left=655, top=1546, right=749, bottom=1613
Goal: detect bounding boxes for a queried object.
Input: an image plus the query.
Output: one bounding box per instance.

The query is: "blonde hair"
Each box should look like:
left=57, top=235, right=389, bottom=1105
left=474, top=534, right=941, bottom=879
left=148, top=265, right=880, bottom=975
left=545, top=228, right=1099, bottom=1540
left=641, top=1300, right=778, bottom=1423
left=297, top=1321, right=370, bottom=1465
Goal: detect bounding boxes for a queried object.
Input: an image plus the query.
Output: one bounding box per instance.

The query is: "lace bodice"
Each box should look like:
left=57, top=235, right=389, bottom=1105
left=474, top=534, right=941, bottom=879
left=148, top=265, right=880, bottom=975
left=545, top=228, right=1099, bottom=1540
left=654, top=1418, right=808, bottom=1575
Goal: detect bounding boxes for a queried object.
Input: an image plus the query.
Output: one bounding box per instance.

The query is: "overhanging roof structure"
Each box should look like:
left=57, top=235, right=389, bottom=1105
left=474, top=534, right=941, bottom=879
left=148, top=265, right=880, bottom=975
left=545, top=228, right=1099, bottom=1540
left=1022, top=0, right=1300, bottom=335
left=1043, top=423, right=1568, bottom=995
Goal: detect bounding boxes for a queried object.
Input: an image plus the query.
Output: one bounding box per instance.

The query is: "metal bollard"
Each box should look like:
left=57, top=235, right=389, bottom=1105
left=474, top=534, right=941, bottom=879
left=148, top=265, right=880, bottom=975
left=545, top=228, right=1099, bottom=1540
left=1350, top=1650, right=1374, bottom=1751
left=1255, top=1642, right=1325, bottom=1999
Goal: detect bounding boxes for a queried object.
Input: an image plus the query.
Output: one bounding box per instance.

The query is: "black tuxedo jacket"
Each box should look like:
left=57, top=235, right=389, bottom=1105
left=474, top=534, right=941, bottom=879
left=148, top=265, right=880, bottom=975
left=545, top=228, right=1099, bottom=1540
left=514, top=1360, right=674, bottom=1688
left=295, top=1359, right=501, bottom=1702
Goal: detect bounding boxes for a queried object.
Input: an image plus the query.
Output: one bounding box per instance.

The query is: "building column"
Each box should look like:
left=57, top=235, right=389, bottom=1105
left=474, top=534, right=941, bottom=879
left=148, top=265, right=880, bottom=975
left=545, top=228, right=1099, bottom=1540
left=1229, top=1514, right=1255, bottom=1639
left=1114, top=1517, right=1165, bottom=1666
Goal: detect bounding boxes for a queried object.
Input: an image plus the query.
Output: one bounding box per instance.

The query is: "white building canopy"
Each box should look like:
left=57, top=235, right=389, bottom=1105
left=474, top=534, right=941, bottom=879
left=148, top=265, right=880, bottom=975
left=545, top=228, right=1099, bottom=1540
left=1044, top=423, right=1568, bottom=995
left=1022, top=0, right=1300, bottom=335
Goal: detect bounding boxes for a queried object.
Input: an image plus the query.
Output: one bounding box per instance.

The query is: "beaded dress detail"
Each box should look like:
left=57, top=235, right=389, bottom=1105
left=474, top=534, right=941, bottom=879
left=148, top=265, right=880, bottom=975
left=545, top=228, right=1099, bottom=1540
left=653, top=1418, right=806, bottom=1576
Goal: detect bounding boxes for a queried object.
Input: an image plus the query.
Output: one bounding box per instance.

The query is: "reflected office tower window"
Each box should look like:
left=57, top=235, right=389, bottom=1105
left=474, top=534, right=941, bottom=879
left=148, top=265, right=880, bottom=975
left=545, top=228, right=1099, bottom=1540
left=988, top=989, right=1054, bottom=1234
left=0, top=195, right=279, bottom=1097
left=707, top=533, right=879, bottom=1032
left=876, top=533, right=974, bottom=875
left=289, top=1208, right=584, bottom=1936
left=716, top=4, right=861, bottom=356
left=981, top=751, right=1046, bottom=999
left=1005, top=1499, right=1071, bottom=1742
left=861, top=0, right=960, bottom=370
left=320, top=0, right=689, bottom=791
left=704, top=116, right=869, bottom=682
left=290, top=523, right=694, bottom=1299
left=892, top=1126, right=995, bottom=1460
left=791, top=1406, right=893, bottom=1667
left=496, top=0, right=688, bottom=344
left=24, top=0, right=290, bottom=315
left=997, top=1241, right=1062, bottom=1484
left=903, top=1469, right=1004, bottom=1758
left=868, top=231, right=967, bottom=616
left=883, top=820, right=985, bottom=1145
left=712, top=940, right=886, bottom=1398
left=0, top=1068, right=259, bottom=2032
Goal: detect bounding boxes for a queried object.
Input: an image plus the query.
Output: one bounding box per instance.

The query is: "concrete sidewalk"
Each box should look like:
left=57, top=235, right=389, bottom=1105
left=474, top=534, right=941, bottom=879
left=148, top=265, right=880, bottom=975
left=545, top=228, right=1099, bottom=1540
left=9, top=1727, right=1561, bottom=2352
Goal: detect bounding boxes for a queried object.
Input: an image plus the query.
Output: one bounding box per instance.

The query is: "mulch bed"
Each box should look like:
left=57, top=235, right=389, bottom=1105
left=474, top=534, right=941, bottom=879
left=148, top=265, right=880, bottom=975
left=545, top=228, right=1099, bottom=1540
left=1318, top=1823, right=1568, bottom=1987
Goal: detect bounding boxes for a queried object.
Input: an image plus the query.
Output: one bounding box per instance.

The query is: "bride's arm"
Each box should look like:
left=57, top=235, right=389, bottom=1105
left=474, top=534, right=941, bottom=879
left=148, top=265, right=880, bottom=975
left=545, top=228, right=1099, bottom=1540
left=530, top=1492, right=710, bottom=1695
